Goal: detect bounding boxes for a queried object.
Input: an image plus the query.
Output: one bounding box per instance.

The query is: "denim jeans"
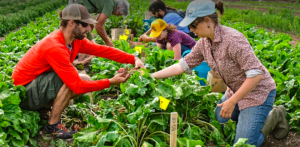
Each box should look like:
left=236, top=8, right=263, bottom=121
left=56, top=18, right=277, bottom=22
left=180, top=44, right=191, bottom=55
left=215, top=89, right=276, bottom=146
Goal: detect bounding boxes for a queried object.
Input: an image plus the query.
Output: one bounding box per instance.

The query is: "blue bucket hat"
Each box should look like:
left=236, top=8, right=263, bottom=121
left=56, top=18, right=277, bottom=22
left=179, top=0, right=216, bottom=27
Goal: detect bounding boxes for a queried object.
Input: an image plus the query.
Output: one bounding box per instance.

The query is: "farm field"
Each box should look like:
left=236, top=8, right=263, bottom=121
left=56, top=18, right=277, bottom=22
left=0, top=0, right=300, bottom=147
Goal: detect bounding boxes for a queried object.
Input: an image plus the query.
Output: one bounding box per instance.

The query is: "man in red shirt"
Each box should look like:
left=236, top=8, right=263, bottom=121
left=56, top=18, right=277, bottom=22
left=12, top=4, right=144, bottom=140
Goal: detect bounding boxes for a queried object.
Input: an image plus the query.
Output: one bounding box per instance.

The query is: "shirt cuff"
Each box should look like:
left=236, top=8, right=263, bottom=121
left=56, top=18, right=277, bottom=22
left=245, top=69, right=264, bottom=78
left=179, top=58, right=192, bottom=74
left=101, top=78, right=111, bottom=89
left=128, top=54, right=136, bottom=65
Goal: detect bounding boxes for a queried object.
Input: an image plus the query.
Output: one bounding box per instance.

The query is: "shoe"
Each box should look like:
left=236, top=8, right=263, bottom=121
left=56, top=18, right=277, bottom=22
left=42, top=120, right=75, bottom=140
left=37, top=107, right=51, bottom=121
left=261, top=105, right=289, bottom=139
left=273, top=105, right=289, bottom=139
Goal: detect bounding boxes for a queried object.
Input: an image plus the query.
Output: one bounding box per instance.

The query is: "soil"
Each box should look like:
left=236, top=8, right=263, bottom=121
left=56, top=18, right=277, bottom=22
left=261, top=132, right=300, bottom=147
left=205, top=131, right=300, bottom=147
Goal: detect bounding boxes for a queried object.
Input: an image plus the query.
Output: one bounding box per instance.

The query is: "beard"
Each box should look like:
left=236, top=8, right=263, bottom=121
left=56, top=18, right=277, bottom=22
left=73, top=25, right=86, bottom=40
left=157, top=13, right=164, bottom=19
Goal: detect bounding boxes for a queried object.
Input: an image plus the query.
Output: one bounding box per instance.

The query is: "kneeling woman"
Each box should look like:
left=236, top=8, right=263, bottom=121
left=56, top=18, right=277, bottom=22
left=151, top=0, right=288, bottom=146
left=149, top=19, right=196, bottom=60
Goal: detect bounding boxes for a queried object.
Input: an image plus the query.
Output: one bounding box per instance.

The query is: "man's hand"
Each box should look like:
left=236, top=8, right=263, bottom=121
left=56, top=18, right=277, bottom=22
left=109, top=73, right=130, bottom=85
left=73, top=60, right=84, bottom=66
left=134, top=57, right=146, bottom=69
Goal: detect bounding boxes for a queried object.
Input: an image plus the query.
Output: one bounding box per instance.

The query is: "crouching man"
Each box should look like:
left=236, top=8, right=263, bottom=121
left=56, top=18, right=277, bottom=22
left=11, top=4, right=144, bottom=140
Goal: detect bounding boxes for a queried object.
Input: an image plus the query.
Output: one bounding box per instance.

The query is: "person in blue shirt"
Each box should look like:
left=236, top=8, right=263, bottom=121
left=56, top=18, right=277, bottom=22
left=139, top=0, right=196, bottom=43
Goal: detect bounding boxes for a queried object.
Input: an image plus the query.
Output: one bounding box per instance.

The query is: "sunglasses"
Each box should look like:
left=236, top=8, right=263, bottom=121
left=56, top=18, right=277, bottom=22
left=74, top=20, right=89, bottom=27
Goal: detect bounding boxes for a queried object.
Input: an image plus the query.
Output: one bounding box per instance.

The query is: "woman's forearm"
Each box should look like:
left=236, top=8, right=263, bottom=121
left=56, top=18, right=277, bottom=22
left=151, top=63, right=184, bottom=79
left=229, top=75, right=264, bottom=104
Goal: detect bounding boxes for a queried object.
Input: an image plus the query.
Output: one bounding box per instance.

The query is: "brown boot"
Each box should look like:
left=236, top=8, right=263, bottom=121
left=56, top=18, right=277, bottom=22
left=261, top=105, right=289, bottom=139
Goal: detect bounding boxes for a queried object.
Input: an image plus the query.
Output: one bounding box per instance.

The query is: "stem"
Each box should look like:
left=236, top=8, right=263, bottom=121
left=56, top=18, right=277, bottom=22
left=193, top=119, right=218, bottom=131
left=143, top=137, right=160, bottom=145
left=111, top=120, right=129, bottom=135
left=138, top=116, right=148, bottom=142
left=151, top=112, right=171, bottom=115
left=113, top=135, right=137, bottom=147
left=138, top=120, right=153, bottom=147
left=146, top=131, right=170, bottom=138
left=185, top=101, right=188, bottom=122
left=111, top=120, right=135, bottom=146
left=137, top=119, right=141, bottom=141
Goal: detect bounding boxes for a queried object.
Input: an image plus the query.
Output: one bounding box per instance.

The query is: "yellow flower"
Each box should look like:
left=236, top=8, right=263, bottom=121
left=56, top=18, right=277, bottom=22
left=123, top=20, right=127, bottom=24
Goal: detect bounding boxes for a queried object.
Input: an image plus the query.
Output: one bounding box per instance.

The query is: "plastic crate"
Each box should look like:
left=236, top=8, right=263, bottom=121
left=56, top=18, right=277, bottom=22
left=182, top=50, right=211, bottom=86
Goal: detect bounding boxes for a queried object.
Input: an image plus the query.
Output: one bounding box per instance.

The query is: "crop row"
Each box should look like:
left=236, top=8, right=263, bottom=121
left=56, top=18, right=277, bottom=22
left=234, top=0, right=300, bottom=8
left=166, top=1, right=300, bottom=36
left=0, top=0, right=28, bottom=8
left=0, top=0, right=49, bottom=15
left=0, top=0, right=300, bottom=146
left=0, top=0, right=68, bottom=37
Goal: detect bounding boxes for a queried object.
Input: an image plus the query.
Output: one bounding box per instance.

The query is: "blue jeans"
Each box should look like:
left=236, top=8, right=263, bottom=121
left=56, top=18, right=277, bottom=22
left=215, top=89, right=276, bottom=146
left=180, top=44, right=191, bottom=55
left=161, top=44, right=191, bottom=55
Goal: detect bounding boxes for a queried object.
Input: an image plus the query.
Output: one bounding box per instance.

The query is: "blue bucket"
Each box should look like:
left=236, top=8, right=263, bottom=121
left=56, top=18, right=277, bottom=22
left=142, top=19, right=153, bottom=33
left=142, top=17, right=156, bottom=33
left=182, top=50, right=211, bottom=86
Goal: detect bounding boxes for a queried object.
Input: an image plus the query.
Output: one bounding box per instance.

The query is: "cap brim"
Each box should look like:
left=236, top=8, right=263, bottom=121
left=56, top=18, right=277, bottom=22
left=150, top=31, right=162, bottom=38
left=81, top=19, right=98, bottom=24
left=179, top=16, right=197, bottom=27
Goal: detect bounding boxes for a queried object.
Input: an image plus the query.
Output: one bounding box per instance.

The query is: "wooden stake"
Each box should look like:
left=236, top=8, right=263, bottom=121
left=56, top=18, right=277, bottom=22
left=170, top=112, right=177, bottom=147
left=131, top=34, right=134, bottom=42
left=141, top=51, right=145, bottom=63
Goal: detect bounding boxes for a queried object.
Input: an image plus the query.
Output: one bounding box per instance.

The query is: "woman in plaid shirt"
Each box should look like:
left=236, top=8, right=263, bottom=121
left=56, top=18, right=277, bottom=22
left=149, top=19, right=196, bottom=60
left=152, top=0, right=289, bottom=146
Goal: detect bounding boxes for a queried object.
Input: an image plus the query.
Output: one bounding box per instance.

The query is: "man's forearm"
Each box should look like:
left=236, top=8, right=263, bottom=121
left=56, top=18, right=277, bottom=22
left=96, top=24, right=111, bottom=44
left=83, top=55, right=96, bottom=64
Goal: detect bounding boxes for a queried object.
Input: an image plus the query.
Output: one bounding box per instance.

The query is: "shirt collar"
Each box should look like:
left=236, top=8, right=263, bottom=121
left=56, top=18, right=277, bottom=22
left=213, top=23, right=222, bottom=43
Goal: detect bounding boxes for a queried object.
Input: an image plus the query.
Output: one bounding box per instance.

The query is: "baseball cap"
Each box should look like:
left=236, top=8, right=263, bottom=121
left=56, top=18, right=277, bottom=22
left=179, top=0, right=216, bottom=27
left=62, top=4, right=97, bottom=24
left=149, top=19, right=167, bottom=38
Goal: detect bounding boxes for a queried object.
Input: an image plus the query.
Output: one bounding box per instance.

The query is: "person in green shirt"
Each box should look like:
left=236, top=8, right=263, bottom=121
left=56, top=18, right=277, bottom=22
left=69, top=0, right=129, bottom=66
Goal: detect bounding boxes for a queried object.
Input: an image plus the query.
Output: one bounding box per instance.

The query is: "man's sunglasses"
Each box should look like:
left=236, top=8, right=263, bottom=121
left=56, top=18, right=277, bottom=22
left=74, top=20, right=89, bottom=27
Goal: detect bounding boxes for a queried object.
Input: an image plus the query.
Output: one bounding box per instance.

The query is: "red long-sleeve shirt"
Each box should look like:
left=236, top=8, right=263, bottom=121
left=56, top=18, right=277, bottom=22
left=12, top=29, right=135, bottom=94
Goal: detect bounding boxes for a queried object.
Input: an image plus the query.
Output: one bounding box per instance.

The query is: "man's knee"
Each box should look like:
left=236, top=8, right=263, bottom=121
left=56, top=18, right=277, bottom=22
left=79, top=74, right=92, bottom=81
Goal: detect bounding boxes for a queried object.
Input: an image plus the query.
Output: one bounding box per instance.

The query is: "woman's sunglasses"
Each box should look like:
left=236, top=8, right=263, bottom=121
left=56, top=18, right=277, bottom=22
left=74, top=20, right=89, bottom=27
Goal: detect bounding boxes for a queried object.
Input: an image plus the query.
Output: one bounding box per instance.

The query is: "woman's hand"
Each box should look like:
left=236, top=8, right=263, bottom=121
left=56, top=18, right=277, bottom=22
left=138, top=34, right=148, bottom=42
left=217, top=99, right=236, bottom=119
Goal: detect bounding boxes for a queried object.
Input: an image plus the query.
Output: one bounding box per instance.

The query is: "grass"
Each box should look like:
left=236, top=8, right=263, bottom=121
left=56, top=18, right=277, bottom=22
left=225, top=2, right=300, bottom=14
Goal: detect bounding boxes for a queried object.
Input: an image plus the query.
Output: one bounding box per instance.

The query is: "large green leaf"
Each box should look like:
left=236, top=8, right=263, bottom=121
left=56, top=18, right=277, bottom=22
left=233, top=138, right=255, bottom=147
left=96, top=131, right=119, bottom=146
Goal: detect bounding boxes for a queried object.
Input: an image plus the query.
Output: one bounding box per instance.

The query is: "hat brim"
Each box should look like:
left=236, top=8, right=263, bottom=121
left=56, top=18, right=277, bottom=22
left=81, top=19, right=98, bottom=24
left=150, top=30, right=162, bottom=38
left=179, top=16, right=197, bottom=27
